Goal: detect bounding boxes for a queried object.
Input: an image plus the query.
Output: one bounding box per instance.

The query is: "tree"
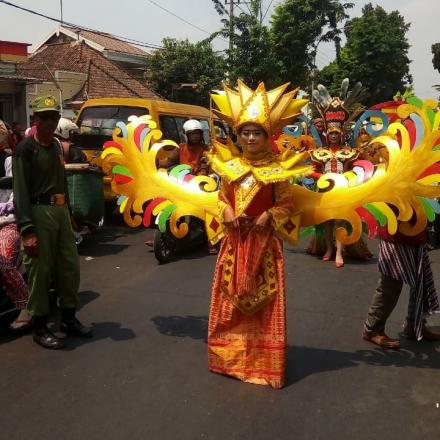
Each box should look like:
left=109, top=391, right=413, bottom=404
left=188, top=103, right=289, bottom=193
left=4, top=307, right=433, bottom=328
left=270, top=0, right=353, bottom=88
left=146, top=38, right=226, bottom=106
left=432, top=43, right=440, bottom=74
left=210, top=0, right=276, bottom=87
left=318, top=4, right=412, bottom=106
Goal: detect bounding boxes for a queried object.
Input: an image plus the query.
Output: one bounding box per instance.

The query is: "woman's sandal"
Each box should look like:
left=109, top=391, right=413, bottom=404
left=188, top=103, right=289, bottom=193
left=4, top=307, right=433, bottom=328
left=9, top=319, right=33, bottom=332
left=362, top=331, right=400, bottom=349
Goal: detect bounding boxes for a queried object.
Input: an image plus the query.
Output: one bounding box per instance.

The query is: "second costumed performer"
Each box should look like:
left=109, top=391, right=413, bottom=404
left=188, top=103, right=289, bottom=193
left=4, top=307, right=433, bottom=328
left=207, top=81, right=310, bottom=389
left=307, top=80, right=373, bottom=266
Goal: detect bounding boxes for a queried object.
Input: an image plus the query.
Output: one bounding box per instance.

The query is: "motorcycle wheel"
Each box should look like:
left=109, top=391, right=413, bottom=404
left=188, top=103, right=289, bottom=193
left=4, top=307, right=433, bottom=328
left=427, top=224, right=437, bottom=251
left=153, top=229, right=176, bottom=264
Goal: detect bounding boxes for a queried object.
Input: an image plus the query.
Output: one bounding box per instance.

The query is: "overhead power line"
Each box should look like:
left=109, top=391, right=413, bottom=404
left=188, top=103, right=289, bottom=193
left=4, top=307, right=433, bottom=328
left=0, top=0, right=164, bottom=50
left=145, top=0, right=228, bottom=43
left=234, top=2, right=249, bottom=16
left=262, top=0, right=276, bottom=22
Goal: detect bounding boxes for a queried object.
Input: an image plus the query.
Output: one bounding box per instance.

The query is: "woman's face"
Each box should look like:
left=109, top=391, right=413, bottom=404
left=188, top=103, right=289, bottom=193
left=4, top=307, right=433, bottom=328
left=327, top=130, right=342, bottom=146
left=238, top=124, right=268, bottom=157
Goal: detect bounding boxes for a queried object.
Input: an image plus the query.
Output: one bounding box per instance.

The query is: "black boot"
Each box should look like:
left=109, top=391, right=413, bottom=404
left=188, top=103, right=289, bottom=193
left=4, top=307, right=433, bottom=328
left=60, top=309, right=93, bottom=338
left=33, top=316, right=64, bottom=349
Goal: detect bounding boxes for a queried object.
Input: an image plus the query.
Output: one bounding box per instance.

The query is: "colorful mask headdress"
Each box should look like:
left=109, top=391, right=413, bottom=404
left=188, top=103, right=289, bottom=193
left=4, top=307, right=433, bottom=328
left=313, top=78, right=363, bottom=135
left=211, top=80, right=308, bottom=136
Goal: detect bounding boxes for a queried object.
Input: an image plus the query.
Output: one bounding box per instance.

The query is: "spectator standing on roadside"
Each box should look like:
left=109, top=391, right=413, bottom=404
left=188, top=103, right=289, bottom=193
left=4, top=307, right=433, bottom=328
left=13, top=96, right=92, bottom=349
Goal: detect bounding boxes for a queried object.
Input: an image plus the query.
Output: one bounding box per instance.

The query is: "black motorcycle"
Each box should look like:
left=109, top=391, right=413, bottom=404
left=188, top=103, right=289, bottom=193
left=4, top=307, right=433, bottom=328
left=428, top=212, right=440, bottom=250
left=153, top=217, right=209, bottom=264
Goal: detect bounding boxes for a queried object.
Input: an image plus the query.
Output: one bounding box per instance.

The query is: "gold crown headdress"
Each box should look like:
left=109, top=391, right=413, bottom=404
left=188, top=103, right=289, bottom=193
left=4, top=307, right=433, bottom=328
left=211, top=80, right=308, bottom=136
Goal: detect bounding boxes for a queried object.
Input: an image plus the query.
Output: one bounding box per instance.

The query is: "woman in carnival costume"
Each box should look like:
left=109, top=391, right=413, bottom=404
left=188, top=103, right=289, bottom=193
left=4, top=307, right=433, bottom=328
left=307, top=80, right=373, bottom=267
left=207, top=81, right=310, bottom=389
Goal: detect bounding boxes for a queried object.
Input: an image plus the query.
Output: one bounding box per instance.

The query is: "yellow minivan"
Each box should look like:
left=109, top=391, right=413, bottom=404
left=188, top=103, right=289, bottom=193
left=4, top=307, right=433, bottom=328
left=73, top=98, right=227, bottom=200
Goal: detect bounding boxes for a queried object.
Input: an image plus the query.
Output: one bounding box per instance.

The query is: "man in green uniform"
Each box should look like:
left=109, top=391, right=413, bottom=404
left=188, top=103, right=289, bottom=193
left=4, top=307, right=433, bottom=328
left=13, top=96, right=92, bottom=349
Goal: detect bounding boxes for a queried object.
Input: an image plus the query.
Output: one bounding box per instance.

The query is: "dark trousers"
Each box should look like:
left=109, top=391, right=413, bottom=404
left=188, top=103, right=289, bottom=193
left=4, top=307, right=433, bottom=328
left=24, top=205, right=79, bottom=317
left=364, top=273, right=415, bottom=333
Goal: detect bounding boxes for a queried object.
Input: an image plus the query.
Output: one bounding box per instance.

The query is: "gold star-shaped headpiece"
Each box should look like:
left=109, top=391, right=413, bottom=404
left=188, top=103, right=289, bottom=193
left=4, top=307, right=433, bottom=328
left=211, top=80, right=308, bottom=135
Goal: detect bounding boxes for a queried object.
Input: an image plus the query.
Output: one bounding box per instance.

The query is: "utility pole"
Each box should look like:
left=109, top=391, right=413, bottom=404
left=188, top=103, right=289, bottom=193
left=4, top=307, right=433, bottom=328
left=225, top=0, right=234, bottom=55
left=60, top=0, right=63, bottom=24
left=224, top=0, right=251, bottom=79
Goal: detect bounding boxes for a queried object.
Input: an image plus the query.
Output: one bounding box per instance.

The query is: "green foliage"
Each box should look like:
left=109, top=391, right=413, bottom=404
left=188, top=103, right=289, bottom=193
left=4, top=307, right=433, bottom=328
left=393, top=87, right=415, bottom=102
left=270, top=0, right=353, bottom=87
left=210, top=0, right=277, bottom=87
left=432, top=43, right=440, bottom=74
left=146, top=38, right=226, bottom=106
left=318, top=3, right=412, bottom=106
left=231, top=13, right=278, bottom=86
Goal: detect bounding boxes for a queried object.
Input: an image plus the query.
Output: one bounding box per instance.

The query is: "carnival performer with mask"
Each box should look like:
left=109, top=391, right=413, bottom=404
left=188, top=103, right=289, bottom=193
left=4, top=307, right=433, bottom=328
left=308, top=80, right=372, bottom=267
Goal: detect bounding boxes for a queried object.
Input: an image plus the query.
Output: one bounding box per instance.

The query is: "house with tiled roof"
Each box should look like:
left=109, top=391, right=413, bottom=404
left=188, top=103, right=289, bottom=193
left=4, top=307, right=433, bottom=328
left=34, top=25, right=150, bottom=79
left=0, top=40, right=40, bottom=125
left=19, top=26, right=162, bottom=119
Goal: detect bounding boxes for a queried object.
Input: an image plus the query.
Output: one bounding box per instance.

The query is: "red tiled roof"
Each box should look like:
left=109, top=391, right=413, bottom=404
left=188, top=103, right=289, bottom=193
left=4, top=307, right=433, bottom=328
left=18, top=42, right=161, bottom=101
left=61, top=26, right=149, bottom=57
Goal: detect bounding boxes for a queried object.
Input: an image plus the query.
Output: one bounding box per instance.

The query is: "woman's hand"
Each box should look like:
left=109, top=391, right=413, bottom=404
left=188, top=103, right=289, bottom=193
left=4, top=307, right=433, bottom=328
left=22, top=232, right=39, bottom=258
left=255, top=211, right=271, bottom=230
left=223, top=206, right=238, bottom=228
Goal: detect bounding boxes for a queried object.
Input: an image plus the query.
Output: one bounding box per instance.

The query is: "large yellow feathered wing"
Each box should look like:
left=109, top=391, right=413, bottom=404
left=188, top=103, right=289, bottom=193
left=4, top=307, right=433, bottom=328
left=101, top=100, right=440, bottom=246
left=100, top=115, right=222, bottom=242
left=291, top=99, right=440, bottom=243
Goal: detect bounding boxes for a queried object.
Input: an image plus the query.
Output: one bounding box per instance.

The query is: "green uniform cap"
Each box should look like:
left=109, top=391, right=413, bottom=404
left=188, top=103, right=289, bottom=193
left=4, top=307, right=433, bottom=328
left=32, top=95, right=61, bottom=113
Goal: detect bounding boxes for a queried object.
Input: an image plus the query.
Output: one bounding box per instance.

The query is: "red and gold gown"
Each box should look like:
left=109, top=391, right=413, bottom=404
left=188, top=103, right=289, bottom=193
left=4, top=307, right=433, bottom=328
left=208, top=156, right=297, bottom=389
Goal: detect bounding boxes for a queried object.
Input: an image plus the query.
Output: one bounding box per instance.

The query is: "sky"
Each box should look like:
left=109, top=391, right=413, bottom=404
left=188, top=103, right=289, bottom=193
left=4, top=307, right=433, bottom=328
left=1, top=0, right=439, bottom=98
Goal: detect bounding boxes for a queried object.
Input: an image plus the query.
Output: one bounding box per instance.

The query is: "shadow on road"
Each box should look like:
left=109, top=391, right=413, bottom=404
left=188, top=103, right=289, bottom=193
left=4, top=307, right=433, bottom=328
left=151, top=315, right=208, bottom=340
left=48, top=289, right=100, bottom=312
left=63, top=321, right=137, bottom=351
left=77, top=226, right=145, bottom=257
left=78, top=242, right=130, bottom=257
left=76, top=290, right=100, bottom=310
left=66, top=289, right=135, bottom=349
left=145, top=247, right=217, bottom=265
left=286, top=343, right=440, bottom=386
left=0, top=321, right=136, bottom=349
left=0, top=290, right=135, bottom=349
left=0, top=332, right=23, bottom=345
left=150, top=315, right=440, bottom=386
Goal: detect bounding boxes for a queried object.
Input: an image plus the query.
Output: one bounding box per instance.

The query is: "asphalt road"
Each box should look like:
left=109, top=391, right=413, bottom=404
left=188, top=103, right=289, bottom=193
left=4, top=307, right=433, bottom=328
left=1, top=225, right=440, bottom=440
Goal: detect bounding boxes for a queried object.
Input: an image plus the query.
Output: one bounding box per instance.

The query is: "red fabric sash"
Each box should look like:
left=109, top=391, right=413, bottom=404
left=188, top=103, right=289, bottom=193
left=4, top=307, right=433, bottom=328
left=228, top=220, right=273, bottom=297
